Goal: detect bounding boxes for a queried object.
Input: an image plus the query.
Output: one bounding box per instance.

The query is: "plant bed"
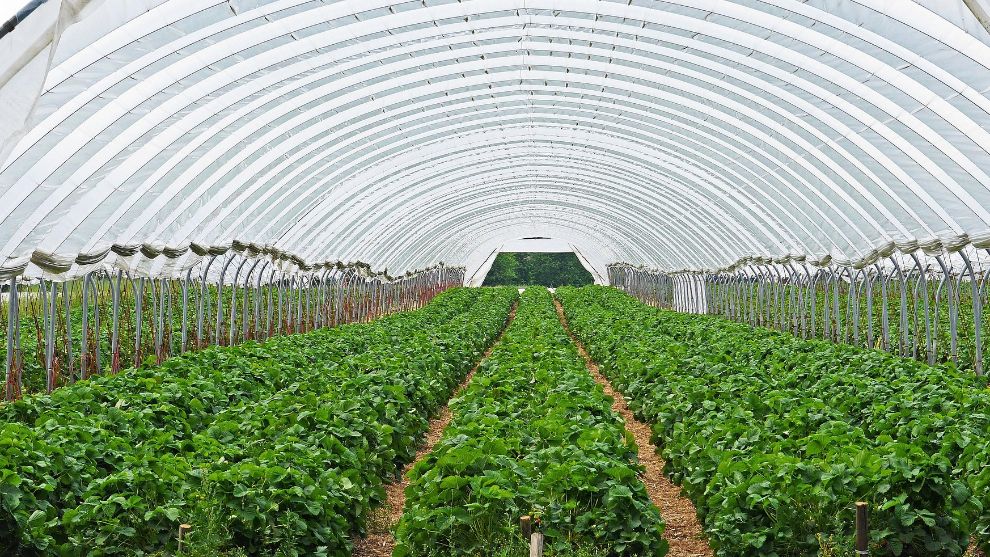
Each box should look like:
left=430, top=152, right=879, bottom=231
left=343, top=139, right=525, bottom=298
left=557, top=286, right=990, bottom=557
left=394, top=287, right=668, bottom=557
left=0, top=287, right=518, bottom=556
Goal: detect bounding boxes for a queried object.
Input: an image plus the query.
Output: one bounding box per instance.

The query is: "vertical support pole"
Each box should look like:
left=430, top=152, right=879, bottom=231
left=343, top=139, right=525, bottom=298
left=181, top=268, right=192, bottom=353
left=832, top=267, right=842, bottom=343
left=92, top=272, right=101, bottom=374
left=149, top=279, right=161, bottom=363
left=133, top=276, right=144, bottom=368
left=851, top=269, right=861, bottom=347
left=307, top=274, right=315, bottom=330
left=215, top=254, right=237, bottom=346
left=297, top=275, right=304, bottom=333
left=197, top=255, right=219, bottom=349
left=855, top=502, right=869, bottom=556
left=809, top=272, right=819, bottom=339
left=865, top=266, right=875, bottom=349
left=228, top=258, right=250, bottom=346
left=530, top=533, right=544, bottom=557
left=5, top=277, right=18, bottom=401
left=748, top=270, right=757, bottom=326
left=276, top=272, right=285, bottom=335
left=771, top=266, right=784, bottom=330
left=318, top=269, right=330, bottom=328
left=164, top=278, right=173, bottom=358
left=44, top=279, right=57, bottom=392
left=799, top=265, right=809, bottom=338
left=254, top=261, right=269, bottom=340
left=823, top=271, right=832, bottom=341
left=286, top=274, right=295, bottom=332
left=110, top=270, right=124, bottom=373
left=178, top=523, right=191, bottom=553
left=934, top=254, right=959, bottom=366
left=961, top=251, right=983, bottom=375
left=891, top=257, right=909, bottom=357
left=909, top=253, right=933, bottom=364
left=81, top=274, right=90, bottom=380
left=242, top=261, right=258, bottom=341
left=265, top=269, right=275, bottom=338
left=880, top=266, right=891, bottom=352
left=63, top=281, right=72, bottom=383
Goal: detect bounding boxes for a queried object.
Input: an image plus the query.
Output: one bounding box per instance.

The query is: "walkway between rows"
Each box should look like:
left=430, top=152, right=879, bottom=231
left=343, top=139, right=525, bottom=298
left=553, top=298, right=714, bottom=557
left=352, top=300, right=519, bottom=557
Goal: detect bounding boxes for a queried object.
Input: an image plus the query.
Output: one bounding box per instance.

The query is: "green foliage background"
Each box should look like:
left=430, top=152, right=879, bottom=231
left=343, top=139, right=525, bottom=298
left=482, top=252, right=594, bottom=287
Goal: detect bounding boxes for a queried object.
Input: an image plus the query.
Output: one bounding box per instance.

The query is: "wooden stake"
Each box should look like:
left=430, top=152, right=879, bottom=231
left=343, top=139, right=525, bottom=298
left=177, top=523, right=192, bottom=553
left=520, top=515, right=532, bottom=539
left=530, top=532, right=544, bottom=557
left=855, top=502, right=868, bottom=555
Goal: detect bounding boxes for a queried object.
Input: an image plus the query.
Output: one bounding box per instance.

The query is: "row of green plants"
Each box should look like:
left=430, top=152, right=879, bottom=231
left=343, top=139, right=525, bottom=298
left=0, top=287, right=518, bottom=556
left=0, top=280, right=390, bottom=396
left=394, top=287, right=668, bottom=556
left=710, top=276, right=989, bottom=372
left=557, top=286, right=990, bottom=557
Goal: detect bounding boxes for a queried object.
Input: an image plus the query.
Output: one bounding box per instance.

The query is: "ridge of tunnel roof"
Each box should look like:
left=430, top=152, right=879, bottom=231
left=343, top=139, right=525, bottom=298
left=1, top=0, right=990, bottom=279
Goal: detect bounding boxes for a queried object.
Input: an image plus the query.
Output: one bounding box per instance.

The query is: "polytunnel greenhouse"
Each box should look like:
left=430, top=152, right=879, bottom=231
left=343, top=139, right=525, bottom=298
left=2, top=0, right=990, bottom=555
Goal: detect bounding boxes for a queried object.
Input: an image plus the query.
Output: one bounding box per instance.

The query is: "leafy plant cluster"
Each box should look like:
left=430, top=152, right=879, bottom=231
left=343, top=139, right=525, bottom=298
left=394, top=287, right=668, bottom=557
left=1, top=280, right=393, bottom=397
left=557, top=286, right=990, bottom=557
left=714, top=277, right=990, bottom=373
left=0, top=287, right=518, bottom=556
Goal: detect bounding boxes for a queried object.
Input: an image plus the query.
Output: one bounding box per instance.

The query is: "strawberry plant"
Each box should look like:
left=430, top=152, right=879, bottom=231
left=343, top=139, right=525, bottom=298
left=1, top=287, right=518, bottom=556
left=557, top=286, right=990, bottom=557
left=394, top=287, right=668, bottom=557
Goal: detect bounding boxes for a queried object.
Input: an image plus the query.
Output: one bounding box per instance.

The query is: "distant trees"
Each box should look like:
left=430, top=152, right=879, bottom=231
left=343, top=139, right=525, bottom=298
left=482, top=252, right=594, bottom=287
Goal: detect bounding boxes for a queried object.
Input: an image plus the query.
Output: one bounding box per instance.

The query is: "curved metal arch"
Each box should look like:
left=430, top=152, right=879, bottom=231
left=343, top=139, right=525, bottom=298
left=262, top=116, right=806, bottom=257
left=15, top=11, right=976, bottom=247
left=205, top=92, right=842, bottom=256
left=318, top=145, right=778, bottom=252
left=1, top=0, right=987, bottom=274
left=324, top=159, right=756, bottom=265
left=66, top=83, right=828, bottom=260
left=389, top=216, right=640, bottom=280
left=288, top=146, right=775, bottom=265
left=104, top=57, right=896, bottom=253
left=35, top=27, right=944, bottom=249
left=23, top=0, right=990, bottom=193
left=297, top=162, right=743, bottom=269
left=341, top=176, right=721, bottom=272
left=46, top=62, right=900, bottom=266
left=321, top=195, right=671, bottom=272
left=227, top=108, right=860, bottom=268
left=60, top=29, right=908, bottom=256
left=370, top=200, right=650, bottom=266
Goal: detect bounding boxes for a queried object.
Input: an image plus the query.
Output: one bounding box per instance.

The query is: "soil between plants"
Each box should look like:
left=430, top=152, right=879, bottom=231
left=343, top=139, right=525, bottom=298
left=553, top=298, right=714, bottom=557
left=352, top=301, right=519, bottom=557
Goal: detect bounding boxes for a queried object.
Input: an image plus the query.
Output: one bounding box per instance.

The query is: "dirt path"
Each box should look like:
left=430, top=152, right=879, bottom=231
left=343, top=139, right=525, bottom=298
left=553, top=299, right=714, bottom=557
left=352, top=301, right=518, bottom=557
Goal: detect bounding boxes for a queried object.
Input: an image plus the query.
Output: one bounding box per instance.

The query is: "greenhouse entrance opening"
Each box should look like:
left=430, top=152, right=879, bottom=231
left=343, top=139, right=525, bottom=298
left=465, top=238, right=606, bottom=286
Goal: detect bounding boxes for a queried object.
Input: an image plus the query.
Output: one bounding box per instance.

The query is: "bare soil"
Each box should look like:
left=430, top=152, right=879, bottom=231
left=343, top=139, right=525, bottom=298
left=352, top=302, right=519, bottom=557
left=554, top=299, right=714, bottom=557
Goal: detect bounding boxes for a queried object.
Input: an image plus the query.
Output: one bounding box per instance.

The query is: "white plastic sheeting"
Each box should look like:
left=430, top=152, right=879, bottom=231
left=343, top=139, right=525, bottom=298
left=1, top=0, right=990, bottom=279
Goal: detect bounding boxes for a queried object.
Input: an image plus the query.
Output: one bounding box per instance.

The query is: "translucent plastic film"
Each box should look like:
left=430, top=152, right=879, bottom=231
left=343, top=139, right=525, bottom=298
left=1, top=0, right=989, bottom=278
